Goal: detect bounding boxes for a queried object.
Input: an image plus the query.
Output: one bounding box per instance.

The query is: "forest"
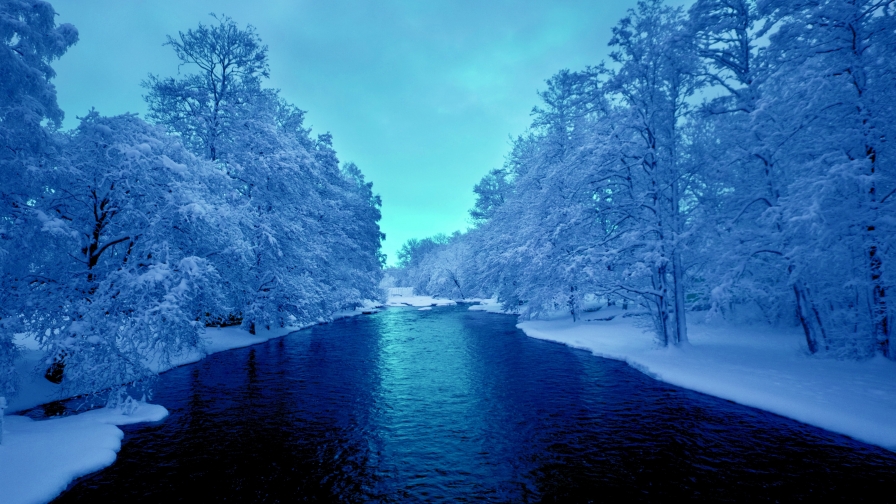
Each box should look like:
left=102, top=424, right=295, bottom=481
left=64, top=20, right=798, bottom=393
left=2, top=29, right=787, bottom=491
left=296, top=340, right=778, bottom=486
left=2, top=0, right=895, bottom=408
left=389, top=0, right=895, bottom=359
left=0, top=5, right=385, bottom=398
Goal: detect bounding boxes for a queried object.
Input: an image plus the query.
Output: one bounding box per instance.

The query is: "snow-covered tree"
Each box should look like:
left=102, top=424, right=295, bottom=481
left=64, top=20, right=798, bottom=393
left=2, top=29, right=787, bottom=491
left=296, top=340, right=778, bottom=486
left=0, top=0, right=77, bottom=159
left=378, top=0, right=896, bottom=359
left=145, top=16, right=385, bottom=333
left=221, top=95, right=383, bottom=330
left=396, top=232, right=473, bottom=299
left=742, top=0, right=896, bottom=356
left=143, top=14, right=268, bottom=162
left=683, top=0, right=799, bottom=328
left=469, top=168, right=512, bottom=224
left=22, top=112, right=233, bottom=392
left=0, top=0, right=77, bottom=396
left=598, top=0, right=702, bottom=344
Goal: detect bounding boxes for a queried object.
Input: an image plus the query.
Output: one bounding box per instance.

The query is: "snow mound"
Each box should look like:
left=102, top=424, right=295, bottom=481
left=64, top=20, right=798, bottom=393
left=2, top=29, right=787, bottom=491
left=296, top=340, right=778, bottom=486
left=0, top=403, right=168, bottom=504
left=386, top=296, right=455, bottom=307
left=467, top=298, right=518, bottom=314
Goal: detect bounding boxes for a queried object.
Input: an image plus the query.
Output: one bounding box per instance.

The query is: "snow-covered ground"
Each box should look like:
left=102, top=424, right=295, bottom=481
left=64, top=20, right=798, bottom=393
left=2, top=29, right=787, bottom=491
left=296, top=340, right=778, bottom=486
left=385, top=287, right=457, bottom=308
left=498, top=302, right=896, bottom=451
left=0, top=403, right=167, bottom=504
left=1, top=300, right=382, bottom=504
left=467, top=297, right=518, bottom=314
left=396, top=293, right=896, bottom=451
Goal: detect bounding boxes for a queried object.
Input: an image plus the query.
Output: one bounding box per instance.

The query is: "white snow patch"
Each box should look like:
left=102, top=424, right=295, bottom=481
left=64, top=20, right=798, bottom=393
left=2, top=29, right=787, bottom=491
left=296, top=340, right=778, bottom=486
left=385, top=295, right=455, bottom=307
left=159, top=154, right=187, bottom=174
left=0, top=402, right=168, bottom=504
left=386, top=287, right=456, bottom=308
left=467, top=297, right=519, bottom=314
left=516, top=308, right=896, bottom=451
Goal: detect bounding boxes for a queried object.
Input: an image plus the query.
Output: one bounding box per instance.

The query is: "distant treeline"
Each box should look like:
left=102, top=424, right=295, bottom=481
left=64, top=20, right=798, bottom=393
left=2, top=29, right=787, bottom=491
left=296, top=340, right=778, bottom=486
left=0, top=5, right=384, bottom=397
left=390, top=0, right=895, bottom=360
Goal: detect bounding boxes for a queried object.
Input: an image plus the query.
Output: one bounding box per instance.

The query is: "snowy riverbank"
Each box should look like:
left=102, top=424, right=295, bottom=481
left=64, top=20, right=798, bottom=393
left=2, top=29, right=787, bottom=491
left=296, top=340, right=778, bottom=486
left=483, top=302, right=896, bottom=452
left=7, top=301, right=384, bottom=414
left=384, top=287, right=458, bottom=308
left=0, top=301, right=382, bottom=504
left=390, top=294, right=896, bottom=450
left=0, top=403, right=168, bottom=504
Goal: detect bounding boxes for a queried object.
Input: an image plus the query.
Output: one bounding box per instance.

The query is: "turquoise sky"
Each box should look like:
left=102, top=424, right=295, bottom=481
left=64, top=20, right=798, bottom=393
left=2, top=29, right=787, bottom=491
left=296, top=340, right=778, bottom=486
left=50, top=0, right=689, bottom=265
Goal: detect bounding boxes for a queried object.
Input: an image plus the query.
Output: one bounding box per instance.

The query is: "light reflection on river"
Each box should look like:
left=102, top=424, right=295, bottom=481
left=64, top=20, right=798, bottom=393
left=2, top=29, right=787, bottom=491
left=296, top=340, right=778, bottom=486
left=54, top=305, right=896, bottom=502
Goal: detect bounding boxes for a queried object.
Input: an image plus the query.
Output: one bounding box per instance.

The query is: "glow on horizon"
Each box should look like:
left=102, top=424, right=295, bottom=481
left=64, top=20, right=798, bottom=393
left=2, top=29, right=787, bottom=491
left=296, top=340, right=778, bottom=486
left=48, top=0, right=691, bottom=266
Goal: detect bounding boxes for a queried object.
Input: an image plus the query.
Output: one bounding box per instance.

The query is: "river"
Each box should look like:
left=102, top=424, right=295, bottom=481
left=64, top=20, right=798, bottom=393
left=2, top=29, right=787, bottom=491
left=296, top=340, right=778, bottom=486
left=53, top=305, right=896, bottom=502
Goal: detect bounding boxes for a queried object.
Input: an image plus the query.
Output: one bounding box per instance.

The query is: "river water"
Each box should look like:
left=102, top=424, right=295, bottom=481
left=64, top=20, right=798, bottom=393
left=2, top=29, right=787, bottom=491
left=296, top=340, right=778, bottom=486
left=54, top=305, right=896, bottom=502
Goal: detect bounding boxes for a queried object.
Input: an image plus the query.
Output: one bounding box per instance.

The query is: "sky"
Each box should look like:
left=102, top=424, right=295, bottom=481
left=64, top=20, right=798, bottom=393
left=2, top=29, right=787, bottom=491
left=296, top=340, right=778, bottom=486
left=49, top=0, right=689, bottom=266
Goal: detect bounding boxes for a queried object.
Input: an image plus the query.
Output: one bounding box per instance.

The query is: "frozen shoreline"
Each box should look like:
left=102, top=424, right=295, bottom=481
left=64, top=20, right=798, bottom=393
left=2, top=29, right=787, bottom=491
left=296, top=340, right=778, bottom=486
left=395, top=295, right=896, bottom=452
left=0, top=301, right=382, bottom=504
left=0, top=403, right=168, bottom=504
left=7, top=301, right=383, bottom=415
left=493, top=302, right=896, bottom=452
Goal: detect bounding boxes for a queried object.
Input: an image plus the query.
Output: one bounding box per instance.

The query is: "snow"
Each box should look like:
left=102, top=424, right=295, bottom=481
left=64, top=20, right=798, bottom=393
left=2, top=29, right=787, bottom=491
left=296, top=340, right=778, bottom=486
left=510, top=305, right=896, bottom=451
left=2, top=300, right=383, bottom=503
left=0, top=402, right=168, bottom=504
left=385, top=287, right=456, bottom=308
left=466, top=297, right=518, bottom=314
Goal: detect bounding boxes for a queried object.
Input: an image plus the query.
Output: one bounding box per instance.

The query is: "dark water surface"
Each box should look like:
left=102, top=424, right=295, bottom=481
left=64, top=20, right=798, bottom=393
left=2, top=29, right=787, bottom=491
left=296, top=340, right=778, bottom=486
left=54, top=305, right=896, bottom=502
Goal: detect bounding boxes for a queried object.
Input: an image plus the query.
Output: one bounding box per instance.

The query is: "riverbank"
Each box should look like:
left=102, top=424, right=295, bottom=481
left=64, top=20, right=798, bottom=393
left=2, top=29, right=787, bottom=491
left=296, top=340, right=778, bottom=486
left=406, top=293, right=896, bottom=450
left=0, top=403, right=167, bottom=504
left=474, top=300, right=896, bottom=451
left=0, top=301, right=382, bottom=504
left=384, top=287, right=458, bottom=308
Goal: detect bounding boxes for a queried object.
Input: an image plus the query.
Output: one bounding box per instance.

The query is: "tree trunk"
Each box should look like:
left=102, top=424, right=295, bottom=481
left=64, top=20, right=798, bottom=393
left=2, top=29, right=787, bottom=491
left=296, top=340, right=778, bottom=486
left=869, top=240, right=889, bottom=356
left=672, top=248, right=688, bottom=345
left=655, top=266, right=672, bottom=346
left=670, top=171, right=688, bottom=345
left=866, top=147, right=890, bottom=357
left=793, top=281, right=826, bottom=354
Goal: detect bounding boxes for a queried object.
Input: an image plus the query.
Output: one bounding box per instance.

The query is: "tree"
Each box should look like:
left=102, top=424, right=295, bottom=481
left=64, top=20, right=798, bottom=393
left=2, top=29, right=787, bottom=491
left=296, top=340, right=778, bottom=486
left=209, top=92, right=383, bottom=331
left=0, top=0, right=78, bottom=158
left=463, top=68, right=616, bottom=319
left=22, top=112, right=231, bottom=392
left=397, top=234, right=451, bottom=269
left=398, top=232, right=472, bottom=299
left=143, top=14, right=268, bottom=162
left=469, top=168, right=512, bottom=224
left=603, top=0, right=702, bottom=345
left=744, top=0, right=896, bottom=357
left=395, top=0, right=894, bottom=361
left=145, top=16, right=384, bottom=332
left=0, top=0, right=77, bottom=397
left=685, top=0, right=803, bottom=332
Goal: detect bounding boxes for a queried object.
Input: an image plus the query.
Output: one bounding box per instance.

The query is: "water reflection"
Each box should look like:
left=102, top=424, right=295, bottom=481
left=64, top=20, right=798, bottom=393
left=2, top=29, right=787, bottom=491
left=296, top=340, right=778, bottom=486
left=54, top=306, right=896, bottom=502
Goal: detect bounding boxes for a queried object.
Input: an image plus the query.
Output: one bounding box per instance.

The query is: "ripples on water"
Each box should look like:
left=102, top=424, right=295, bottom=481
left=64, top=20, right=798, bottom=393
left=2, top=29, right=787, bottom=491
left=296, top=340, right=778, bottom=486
left=53, top=305, right=896, bottom=502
